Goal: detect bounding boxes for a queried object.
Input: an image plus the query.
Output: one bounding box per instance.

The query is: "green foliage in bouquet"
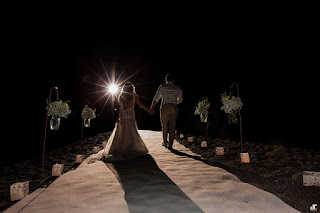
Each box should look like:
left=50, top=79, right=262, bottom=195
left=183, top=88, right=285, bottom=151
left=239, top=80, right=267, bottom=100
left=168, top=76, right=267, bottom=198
left=194, top=97, right=210, bottom=115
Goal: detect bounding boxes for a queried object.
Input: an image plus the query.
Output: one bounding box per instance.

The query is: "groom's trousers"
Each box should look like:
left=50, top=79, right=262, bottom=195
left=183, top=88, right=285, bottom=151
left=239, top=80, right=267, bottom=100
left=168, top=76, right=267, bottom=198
left=160, top=104, right=179, bottom=147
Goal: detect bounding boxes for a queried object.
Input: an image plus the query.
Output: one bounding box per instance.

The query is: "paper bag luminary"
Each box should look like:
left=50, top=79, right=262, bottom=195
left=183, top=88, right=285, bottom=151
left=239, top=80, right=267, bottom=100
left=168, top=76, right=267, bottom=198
left=187, top=137, right=194, bottom=142
left=52, top=163, right=64, bottom=176
left=201, top=141, right=207, bottom=147
left=75, top=155, right=84, bottom=163
left=180, top=134, right=184, bottom=139
left=93, top=146, right=100, bottom=153
left=240, top=153, right=250, bottom=163
left=216, top=147, right=224, bottom=155
left=303, top=171, right=320, bottom=186
left=10, top=181, right=29, bottom=201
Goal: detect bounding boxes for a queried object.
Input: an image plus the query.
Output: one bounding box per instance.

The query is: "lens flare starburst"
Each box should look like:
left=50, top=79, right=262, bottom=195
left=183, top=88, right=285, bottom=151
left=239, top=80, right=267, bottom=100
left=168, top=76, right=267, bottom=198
left=108, top=84, right=119, bottom=94
left=83, top=59, right=144, bottom=114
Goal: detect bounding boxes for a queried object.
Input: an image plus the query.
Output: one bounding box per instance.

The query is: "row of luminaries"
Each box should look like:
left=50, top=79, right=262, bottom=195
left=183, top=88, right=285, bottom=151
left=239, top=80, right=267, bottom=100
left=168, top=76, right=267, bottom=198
left=177, top=132, right=320, bottom=187
left=10, top=140, right=108, bottom=202
left=178, top=133, right=250, bottom=163
left=51, top=140, right=108, bottom=175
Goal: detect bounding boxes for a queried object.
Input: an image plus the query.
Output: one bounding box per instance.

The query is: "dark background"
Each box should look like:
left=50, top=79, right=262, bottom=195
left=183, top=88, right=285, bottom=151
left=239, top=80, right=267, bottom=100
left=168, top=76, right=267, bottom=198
left=1, top=8, right=319, bottom=166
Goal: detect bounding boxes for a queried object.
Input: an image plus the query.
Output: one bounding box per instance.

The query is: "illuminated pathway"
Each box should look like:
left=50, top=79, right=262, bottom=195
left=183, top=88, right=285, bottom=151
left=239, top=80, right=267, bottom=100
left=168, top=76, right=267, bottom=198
left=6, top=131, right=299, bottom=213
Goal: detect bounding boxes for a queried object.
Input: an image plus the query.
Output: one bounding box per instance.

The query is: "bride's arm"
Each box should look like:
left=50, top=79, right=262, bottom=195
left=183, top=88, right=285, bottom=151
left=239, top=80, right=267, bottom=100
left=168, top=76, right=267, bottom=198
left=135, top=95, right=150, bottom=113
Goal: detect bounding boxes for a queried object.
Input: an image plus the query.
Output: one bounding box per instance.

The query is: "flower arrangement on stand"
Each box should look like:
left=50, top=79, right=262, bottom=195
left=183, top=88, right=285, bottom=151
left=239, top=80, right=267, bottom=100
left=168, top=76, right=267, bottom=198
left=81, top=105, right=96, bottom=127
left=46, top=100, right=71, bottom=130
left=221, top=82, right=246, bottom=161
left=194, top=97, right=210, bottom=123
left=220, top=92, right=243, bottom=124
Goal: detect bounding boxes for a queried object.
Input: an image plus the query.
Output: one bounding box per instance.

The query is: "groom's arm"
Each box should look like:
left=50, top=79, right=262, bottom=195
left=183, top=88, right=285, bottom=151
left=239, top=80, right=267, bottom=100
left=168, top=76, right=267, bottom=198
left=150, top=86, right=162, bottom=115
left=150, top=101, right=158, bottom=112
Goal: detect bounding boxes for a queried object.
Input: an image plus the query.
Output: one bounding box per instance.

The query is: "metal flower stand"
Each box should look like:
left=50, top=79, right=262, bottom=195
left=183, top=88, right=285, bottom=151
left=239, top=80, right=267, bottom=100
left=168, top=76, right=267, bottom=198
left=230, top=82, right=249, bottom=163
left=42, top=87, right=59, bottom=171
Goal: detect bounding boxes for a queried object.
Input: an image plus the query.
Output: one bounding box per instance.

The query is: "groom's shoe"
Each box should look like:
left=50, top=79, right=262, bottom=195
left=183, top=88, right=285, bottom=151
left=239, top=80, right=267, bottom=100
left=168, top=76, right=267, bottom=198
left=167, top=141, right=174, bottom=150
left=162, top=142, right=168, bottom=147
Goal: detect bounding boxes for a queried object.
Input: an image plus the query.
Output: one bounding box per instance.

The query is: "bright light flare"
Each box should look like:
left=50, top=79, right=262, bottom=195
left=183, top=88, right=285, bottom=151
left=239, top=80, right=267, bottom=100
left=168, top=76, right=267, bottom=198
left=108, top=84, right=119, bottom=94
left=83, top=60, right=144, bottom=114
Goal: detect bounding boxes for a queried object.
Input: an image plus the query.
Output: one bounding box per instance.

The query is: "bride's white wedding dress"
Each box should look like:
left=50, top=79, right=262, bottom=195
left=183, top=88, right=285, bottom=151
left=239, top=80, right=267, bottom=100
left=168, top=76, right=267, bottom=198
left=88, top=98, right=148, bottom=163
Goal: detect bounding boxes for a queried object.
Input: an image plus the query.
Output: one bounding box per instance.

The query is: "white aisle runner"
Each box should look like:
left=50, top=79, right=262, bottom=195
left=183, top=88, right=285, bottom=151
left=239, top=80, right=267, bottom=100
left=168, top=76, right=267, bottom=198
left=5, top=130, right=299, bottom=213
left=138, top=130, right=299, bottom=213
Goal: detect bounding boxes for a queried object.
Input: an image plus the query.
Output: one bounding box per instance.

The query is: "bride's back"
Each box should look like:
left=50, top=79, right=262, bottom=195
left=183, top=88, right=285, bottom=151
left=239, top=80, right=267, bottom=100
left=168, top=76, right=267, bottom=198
left=119, top=83, right=136, bottom=110
left=119, top=93, right=135, bottom=110
left=119, top=93, right=136, bottom=121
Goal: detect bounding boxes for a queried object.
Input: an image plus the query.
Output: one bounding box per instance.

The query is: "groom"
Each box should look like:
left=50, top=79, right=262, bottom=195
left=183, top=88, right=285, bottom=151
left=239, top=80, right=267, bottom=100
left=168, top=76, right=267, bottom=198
left=150, top=73, right=183, bottom=150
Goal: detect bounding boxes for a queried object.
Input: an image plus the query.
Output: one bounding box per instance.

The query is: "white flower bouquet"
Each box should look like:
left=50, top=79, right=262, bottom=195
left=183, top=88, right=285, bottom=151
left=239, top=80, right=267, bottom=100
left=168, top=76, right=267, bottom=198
left=46, top=100, right=71, bottom=118
left=195, top=97, right=210, bottom=115
left=81, top=105, right=96, bottom=119
left=220, top=92, right=243, bottom=124
left=195, top=97, right=210, bottom=122
left=220, top=92, right=243, bottom=114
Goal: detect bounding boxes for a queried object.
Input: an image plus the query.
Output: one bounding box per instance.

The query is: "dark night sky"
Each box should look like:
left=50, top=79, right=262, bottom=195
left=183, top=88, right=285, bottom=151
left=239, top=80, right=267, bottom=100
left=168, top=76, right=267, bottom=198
left=1, top=9, right=319, bottom=164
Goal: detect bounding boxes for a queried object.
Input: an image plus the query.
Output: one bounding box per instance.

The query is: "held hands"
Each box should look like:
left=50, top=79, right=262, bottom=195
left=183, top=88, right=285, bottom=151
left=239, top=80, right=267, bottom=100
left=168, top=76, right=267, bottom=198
left=143, top=106, right=154, bottom=115
left=148, top=101, right=157, bottom=115
left=148, top=108, right=155, bottom=115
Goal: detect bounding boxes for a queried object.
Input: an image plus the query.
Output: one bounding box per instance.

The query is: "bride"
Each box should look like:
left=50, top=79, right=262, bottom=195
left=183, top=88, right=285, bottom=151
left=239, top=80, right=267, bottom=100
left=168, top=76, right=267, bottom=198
left=88, top=82, right=150, bottom=163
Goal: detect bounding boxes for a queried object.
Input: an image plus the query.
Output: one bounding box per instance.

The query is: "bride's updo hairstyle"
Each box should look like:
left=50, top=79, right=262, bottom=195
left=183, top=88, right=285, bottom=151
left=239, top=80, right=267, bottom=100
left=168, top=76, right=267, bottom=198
left=118, top=82, right=136, bottom=105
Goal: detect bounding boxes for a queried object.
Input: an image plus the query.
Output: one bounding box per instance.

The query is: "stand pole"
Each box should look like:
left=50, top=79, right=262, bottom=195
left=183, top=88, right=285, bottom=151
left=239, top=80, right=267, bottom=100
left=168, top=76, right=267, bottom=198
left=80, top=118, right=84, bottom=140
left=230, top=82, right=243, bottom=152
left=42, top=87, right=58, bottom=171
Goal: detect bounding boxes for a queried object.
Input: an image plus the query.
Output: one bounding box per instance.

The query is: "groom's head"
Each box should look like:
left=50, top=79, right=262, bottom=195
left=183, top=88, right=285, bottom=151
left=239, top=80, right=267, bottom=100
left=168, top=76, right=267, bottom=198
left=165, top=73, right=175, bottom=83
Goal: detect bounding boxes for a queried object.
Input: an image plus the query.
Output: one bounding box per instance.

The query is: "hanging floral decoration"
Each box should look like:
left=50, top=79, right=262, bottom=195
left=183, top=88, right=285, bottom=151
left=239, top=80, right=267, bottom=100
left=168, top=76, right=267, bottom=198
left=81, top=105, right=96, bottom=119
left=46, top=100, right=71, bottom=118
left=81, top=105, right=96, bottom=128
left=194, top=97, right=210, bottom=123
left=46, top=99, right=71, bottom=131
left=220, top=92, right=243, bottom=124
